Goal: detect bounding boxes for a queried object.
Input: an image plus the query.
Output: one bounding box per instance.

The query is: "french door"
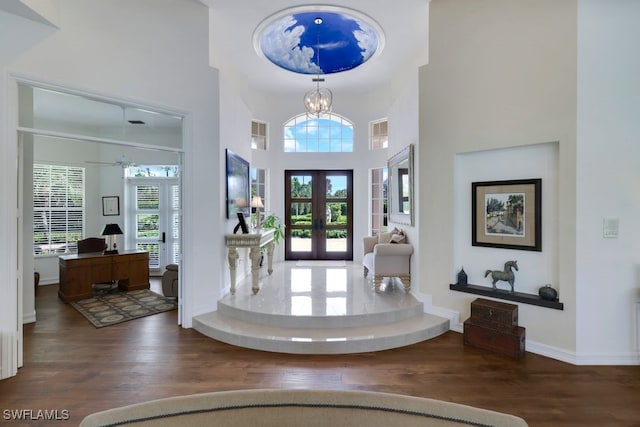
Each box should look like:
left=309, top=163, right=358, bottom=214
left=285, top=170, right=353, bottom=260
left=126, top=178, right=180, bottom=275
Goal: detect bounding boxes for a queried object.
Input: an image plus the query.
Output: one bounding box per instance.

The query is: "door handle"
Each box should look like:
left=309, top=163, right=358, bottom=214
left=159, top=232, right=166, bottom=243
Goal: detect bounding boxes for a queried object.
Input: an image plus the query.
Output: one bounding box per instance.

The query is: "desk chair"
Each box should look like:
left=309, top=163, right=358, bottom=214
left=77, top=237, right=117, bottom=294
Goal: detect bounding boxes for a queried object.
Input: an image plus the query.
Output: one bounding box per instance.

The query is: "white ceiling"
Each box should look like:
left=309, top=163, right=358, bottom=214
left=202, top=0, right=430, bottom=95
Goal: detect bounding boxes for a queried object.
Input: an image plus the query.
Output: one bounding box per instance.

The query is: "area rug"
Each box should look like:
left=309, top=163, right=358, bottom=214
left=71, top=289, right=177, bottom=328
left=80, top=389, right=528, bottom=427
left=296, top=260, right=346, bottom=267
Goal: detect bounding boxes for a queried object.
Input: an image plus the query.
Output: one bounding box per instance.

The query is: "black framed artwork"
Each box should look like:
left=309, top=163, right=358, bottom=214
left=102, top=196, right=120, bottom=216
left=225, top=149, right=250, bottom=219
left=471, top=178, right=541, bottom=251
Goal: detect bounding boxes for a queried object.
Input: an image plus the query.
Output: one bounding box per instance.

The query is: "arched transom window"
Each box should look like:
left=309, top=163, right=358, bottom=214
left=284, top=113, right=354, bottom=152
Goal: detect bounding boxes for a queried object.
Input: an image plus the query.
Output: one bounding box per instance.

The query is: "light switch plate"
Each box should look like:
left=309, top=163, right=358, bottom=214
left=603, top=217, right=619, bottom=238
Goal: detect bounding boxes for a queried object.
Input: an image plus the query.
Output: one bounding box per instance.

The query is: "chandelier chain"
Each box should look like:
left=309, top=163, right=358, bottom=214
left=304, top=17, right=333, bottom=117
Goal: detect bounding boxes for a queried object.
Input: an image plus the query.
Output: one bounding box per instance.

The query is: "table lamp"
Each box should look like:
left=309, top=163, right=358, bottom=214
left=251, top=196, right=264, bottom=229
left=102, top=223, right=123, bottom=254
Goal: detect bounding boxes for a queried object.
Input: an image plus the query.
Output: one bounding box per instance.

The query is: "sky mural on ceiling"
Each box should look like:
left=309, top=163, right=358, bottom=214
left=259, top=11, right=380, bottom=75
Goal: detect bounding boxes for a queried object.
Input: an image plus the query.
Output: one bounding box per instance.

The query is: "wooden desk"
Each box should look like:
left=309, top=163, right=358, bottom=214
left=58, top=250, right=149, bottom=302
left=225, top=229, right=275, bottom=294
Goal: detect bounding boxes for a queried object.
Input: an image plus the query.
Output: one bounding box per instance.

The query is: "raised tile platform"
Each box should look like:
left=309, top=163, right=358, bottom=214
left=193, top=261, right=449, bottom=354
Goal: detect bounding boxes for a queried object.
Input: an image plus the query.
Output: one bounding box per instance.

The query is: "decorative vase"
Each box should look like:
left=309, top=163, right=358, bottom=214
left=538, top=285, right=558, bottom=301
left=456, top=268, right=468, bottom=286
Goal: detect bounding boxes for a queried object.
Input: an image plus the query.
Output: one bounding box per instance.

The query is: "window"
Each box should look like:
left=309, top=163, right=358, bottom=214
left=33, top=164, right=85, bottom=255
left=370, top=119, right=388, bottom=150
left=371, top=167, right=387, bottom=235
left=251, top=120, right=267, bottom=150
left=251, top=167, right=266, bottom=223
left=284, top=113, right=353, bottom=152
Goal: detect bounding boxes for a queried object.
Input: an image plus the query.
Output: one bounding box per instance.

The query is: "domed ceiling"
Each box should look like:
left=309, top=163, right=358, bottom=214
left=256, top=7, right=383, bottom=75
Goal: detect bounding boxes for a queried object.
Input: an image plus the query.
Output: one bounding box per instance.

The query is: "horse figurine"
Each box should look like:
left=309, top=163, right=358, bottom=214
left=485, top=260, right=518, bottom=292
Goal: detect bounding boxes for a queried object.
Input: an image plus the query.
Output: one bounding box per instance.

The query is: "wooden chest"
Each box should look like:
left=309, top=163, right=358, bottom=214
left=463, top=320, right=525, bottom=360
left=470, top=298, right=518, bottom=328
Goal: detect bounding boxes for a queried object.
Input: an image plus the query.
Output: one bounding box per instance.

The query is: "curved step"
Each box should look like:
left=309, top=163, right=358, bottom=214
left=193, top=311, right=449, bottom=354
left=217, top=293, right=424, bottom=329
left=193, top=261, right=450, bottom=354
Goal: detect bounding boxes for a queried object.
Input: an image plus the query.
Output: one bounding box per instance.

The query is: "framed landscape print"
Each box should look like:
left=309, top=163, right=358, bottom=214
left=472, top=178, right=541, bottom=251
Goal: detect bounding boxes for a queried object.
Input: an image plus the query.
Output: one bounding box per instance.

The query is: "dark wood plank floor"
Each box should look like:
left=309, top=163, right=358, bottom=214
left=0, top=283, right=639, bottom=427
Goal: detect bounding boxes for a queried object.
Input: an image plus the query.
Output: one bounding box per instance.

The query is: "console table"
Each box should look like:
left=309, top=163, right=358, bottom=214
left=58, top=250, right=150, bottom=302
left=225, top=228, right=275, bottom=294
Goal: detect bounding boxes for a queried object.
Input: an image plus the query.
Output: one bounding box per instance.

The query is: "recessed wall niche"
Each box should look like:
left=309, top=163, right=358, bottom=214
left=453, top=142, right=559, bottom=298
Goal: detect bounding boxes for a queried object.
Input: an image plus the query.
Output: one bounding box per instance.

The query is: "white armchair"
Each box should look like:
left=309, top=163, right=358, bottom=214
left=362, top=229, right=413, bottom=292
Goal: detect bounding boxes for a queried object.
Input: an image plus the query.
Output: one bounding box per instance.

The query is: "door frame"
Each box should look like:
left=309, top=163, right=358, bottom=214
left=284, top=169, right=353, bottom=261
left=126, top=176, right=180, bottom=276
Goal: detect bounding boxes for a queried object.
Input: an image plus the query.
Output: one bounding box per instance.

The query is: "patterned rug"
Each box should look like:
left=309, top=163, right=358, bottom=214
left=71, top=289, right=177, bottom=328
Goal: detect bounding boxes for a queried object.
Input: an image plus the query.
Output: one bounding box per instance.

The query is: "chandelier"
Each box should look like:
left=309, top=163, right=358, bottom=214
left=303, top=18, right=333, bottom=116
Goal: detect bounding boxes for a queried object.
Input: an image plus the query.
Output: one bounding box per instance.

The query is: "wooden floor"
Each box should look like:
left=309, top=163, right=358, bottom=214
left=1, top=283, right=639, bottom=427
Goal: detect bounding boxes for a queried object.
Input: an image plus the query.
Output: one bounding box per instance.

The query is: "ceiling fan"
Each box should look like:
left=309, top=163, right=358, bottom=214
left=85, top=155, right=137, bottom=168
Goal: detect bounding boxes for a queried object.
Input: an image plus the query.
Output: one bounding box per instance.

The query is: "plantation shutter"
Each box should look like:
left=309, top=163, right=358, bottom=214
left=33, top=164, right=85, bottom=255
left=135, top=185, right=160, bottom=269
left=170, top=184, right=181, bottom=264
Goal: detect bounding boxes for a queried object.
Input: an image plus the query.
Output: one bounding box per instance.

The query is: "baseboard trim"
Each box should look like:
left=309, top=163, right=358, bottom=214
left=425, top=305, right=459, bottom=330
left=448, top=326, right=640, bottom=366
left=23, top=310, right=36, bottom=324
left=415, top=294, right=460, bottom=330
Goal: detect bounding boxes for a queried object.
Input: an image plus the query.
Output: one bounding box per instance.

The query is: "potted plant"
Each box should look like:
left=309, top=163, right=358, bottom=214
left=262, top=212, right=285, bottom=245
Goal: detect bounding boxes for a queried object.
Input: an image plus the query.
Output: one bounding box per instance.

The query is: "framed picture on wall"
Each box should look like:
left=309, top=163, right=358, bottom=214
left=102, top=196, right=120, bottom=216
left=225, top=149, right=250, bottom=219
left=471, top=178, right=541, bottom=251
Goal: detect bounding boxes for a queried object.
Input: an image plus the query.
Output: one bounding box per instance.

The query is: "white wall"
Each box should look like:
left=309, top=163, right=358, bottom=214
left=387, top=68, right=420, bottom=286
left=2, top=0, right=220, bottom=338
left=575, top=0, right=640, bottom=363
left=217, top=69, right=254, bottom=292
left=421, top=0, right=579, bottom=360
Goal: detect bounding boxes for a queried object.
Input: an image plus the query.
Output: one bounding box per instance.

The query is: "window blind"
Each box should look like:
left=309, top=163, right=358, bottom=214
left=33, top=164, right=85, bottom=255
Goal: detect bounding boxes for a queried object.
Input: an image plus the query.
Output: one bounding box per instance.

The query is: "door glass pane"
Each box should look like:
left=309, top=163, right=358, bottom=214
left=136, top=185, right=159, bottom=209
left=325, top=229, right=347, bottom=252
left=326, top=175, right=347, bottom=198
left=290, top=175, right=312, bottom=198
left=326, top=199, right=347, bottom=253
left=290, top=201, right=312, bottom=252
left=291, top=202, right=312, bottom=225
left=137, top=214, right=159, bottom=239
left=290, top=229, right=312, bottom=252
left=326, top=202, right=346, bottom=226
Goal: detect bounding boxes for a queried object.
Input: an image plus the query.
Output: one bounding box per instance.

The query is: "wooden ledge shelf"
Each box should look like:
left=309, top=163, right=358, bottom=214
left=450, top=283, right=564, bottom=310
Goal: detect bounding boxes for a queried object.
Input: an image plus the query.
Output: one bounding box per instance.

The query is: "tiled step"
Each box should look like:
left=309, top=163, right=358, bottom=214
left=192, top=262, right=450, bottom=354
left=193, top=311, right=449, bottom=354
left=216, top=293, right=425, bottom=329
